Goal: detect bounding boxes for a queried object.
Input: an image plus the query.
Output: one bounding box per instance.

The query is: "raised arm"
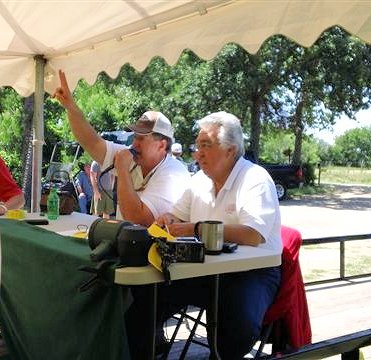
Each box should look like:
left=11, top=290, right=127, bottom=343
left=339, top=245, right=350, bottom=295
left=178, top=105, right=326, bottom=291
left=53, top=70, right=106, bottom=164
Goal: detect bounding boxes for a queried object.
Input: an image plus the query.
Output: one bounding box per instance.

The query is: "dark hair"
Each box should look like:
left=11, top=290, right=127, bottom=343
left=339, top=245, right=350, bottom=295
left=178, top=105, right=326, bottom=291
left=78, top=162, right=90, bottom=171
left=152, top=133, right=172, bottom=152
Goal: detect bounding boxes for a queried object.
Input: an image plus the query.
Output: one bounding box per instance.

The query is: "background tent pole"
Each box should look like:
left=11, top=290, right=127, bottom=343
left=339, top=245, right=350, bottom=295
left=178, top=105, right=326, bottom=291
left=31, top=55, right=45, bottom=213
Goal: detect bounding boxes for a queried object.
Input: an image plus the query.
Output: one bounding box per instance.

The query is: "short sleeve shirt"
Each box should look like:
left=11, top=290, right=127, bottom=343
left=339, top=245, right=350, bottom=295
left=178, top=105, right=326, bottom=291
left=172, top=157, right=282, bottom=252
left=0, top=157, right=23, bottom=202
left=102, top=141, right=191, bottom=220
left=91, top=160, right=114, bottom=191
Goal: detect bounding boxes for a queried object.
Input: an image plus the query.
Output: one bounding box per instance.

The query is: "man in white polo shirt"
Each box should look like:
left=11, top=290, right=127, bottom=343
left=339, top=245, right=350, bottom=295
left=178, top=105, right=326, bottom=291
left=157, top=111, right=282, bottom=359
left=54, top=70, right=190, bottom=227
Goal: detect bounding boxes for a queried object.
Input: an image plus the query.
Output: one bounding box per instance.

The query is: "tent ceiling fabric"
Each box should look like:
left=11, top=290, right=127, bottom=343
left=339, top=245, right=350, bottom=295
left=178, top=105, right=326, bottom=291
left=0, top=0, right=371, bottom=97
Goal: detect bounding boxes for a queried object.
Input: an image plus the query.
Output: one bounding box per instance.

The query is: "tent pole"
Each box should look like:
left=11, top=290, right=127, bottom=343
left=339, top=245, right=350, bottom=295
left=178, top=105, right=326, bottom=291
left=31, top=55, right=45, bottom=213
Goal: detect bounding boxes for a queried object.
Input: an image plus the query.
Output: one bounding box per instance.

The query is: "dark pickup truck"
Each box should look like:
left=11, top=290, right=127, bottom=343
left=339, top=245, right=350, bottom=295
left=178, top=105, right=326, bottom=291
left=261, top=164, right=304, bottom=201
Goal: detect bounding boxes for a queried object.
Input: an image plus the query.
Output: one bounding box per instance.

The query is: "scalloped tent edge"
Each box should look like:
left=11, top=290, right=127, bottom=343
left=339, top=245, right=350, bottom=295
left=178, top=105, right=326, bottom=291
left=0, top=0, right=370, bottom=211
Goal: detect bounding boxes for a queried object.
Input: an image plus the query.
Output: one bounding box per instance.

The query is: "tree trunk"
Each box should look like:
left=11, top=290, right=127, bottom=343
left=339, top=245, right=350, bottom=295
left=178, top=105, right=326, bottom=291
left=21, top=95, right=34, bottom=211
left=292, top=98, right=304, bottom=165
left=249, top=97, right=262, bottom=161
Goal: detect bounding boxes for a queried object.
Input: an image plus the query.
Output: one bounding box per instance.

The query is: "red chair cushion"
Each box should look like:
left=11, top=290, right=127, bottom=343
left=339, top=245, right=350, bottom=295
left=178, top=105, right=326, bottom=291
left=263, top=225, right=312, bottom=349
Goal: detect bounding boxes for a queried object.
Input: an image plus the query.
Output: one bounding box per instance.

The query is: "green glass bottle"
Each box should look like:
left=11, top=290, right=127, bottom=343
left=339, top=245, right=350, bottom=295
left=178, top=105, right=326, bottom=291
left=47, top=186, right=60, bottom=220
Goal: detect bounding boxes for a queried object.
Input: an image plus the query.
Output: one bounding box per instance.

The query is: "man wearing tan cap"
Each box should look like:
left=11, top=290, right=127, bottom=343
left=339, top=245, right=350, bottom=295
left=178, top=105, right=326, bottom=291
left=54, top=70, right=190, bottom=226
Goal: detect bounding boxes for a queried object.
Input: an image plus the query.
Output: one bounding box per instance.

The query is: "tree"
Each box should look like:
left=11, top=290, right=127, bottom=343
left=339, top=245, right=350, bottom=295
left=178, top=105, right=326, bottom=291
left=260, top=130, right=322, bottom=165
left=270, top=27, right=371, bottom=165
left=330, top=127, right=371, bottom=167
left=0, top=87, right=24, bottom=182
left=20, top=95, right=34, bottom=209
left=205, top=40, right=298, bottom=159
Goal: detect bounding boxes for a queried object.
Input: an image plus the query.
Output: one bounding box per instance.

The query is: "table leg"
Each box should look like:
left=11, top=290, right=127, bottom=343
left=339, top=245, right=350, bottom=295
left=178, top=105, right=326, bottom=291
left=208, top=274, right=221, bottom=360
left=148, top=283, right=158, bottom=360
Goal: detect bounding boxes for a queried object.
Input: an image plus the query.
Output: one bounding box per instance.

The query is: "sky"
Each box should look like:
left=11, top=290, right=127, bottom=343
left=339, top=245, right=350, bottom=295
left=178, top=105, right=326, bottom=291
left=308, top=108, right=371, bottom=145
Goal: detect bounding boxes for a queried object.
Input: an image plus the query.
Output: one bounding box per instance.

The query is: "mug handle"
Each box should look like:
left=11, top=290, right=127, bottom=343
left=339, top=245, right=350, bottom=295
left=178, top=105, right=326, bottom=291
left=194, top=221, right=202, bottom=240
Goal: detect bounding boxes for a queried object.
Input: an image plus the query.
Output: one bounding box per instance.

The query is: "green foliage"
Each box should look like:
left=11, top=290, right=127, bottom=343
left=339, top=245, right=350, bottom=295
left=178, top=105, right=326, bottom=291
left=260, top=130, right=321, bottom=166
left=280, top=27, right=371, bottom=128
left=260, top=132, right=295, bottom=163
left=288, top=183, right=328, bottom=198
left=75, top=77, right=128, bottom=131
left=205, top=40, right=301, bottom=158
left=302, top=162, right=316, bottom=185
left=263, top=27, right=371, bottom=164
left=329, top=127, right=371, bottom=167
left=0, top=87, right=24, bottom=181
left=160, top=52, right=214, bottom=148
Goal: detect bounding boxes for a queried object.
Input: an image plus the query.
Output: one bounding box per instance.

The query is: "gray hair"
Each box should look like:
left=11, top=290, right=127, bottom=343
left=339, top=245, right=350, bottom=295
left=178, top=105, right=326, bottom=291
left=197, top=111, right=244, bottom=158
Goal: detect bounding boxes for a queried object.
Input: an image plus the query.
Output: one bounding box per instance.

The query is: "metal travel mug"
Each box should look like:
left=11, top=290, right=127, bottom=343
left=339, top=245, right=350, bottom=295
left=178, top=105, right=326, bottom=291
left=194, top=220, right=224, bottom=255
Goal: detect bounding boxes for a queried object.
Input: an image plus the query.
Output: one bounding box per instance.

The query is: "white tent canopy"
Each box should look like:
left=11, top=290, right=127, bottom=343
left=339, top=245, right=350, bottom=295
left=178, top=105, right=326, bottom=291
left=1, top=0, right=371, bottom=210
left=1, top=0, right=371, bottom=96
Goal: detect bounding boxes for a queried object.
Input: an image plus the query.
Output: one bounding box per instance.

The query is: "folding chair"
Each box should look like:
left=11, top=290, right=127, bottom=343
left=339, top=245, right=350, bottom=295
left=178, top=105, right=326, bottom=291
left=161, top=305, right=208, bottom=360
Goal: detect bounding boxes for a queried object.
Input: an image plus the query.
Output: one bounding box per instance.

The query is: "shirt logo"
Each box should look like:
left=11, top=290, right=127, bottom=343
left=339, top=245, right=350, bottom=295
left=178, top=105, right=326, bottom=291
left=225, top=203, right=236, bottom=214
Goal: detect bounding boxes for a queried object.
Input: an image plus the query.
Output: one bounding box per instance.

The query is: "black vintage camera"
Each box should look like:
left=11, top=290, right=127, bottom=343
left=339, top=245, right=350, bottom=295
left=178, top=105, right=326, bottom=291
left=88, top=218, right=152, bottom=266
left=167, top=237, right=205, bottom=263
left=154, top=237, right=205, bottom=284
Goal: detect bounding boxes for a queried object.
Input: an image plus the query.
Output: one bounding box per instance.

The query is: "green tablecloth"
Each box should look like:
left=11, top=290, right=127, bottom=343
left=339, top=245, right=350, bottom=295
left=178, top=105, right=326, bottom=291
left=0, top=219, right=132, bottom=360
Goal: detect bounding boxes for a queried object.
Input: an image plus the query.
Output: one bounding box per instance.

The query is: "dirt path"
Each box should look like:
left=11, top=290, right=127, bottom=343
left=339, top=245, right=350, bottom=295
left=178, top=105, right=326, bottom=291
left=279, top=183, right=371, bottom=239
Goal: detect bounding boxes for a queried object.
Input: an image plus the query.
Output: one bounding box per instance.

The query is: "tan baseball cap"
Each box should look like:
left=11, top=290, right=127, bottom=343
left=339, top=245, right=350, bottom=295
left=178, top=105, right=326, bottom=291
left=125, top=111, right=174, bottom=140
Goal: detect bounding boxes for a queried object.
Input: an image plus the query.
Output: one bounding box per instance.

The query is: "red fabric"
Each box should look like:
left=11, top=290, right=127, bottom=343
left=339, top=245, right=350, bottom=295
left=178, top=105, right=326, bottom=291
left=263, top=225, right=312, bottom=349
left=0, top=156, right=22, bottom=202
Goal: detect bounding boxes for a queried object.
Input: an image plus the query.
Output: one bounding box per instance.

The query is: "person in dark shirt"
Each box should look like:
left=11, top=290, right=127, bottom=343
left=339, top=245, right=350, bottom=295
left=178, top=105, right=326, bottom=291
left=75, top=162, right=93, bottom=214
left=187, top=144, right=200, bottom=175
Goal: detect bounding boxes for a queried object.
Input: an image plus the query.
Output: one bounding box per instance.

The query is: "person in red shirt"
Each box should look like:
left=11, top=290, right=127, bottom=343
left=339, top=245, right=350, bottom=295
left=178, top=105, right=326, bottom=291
left=0, top=156, right=25, bottom=216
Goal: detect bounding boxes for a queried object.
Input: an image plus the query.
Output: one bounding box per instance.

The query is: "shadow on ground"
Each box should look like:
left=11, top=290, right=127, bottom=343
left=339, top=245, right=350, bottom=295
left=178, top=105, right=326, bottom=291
left=280, top=184, right=371, bottom=211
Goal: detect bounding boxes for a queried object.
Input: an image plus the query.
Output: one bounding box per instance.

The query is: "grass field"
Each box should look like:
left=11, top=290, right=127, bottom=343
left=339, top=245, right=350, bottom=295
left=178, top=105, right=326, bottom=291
left=300, top=240, right=371, bottom=283
left=288, top=165, right=371, bottom=198
left=319, top=165, right=371, bottom=185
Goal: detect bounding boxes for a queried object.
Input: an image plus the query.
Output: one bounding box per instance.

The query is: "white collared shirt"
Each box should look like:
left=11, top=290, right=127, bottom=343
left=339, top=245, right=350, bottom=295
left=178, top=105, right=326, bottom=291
left=103, top=141, right=191, bottom=220
left=172, top=157, right=282, bottom=252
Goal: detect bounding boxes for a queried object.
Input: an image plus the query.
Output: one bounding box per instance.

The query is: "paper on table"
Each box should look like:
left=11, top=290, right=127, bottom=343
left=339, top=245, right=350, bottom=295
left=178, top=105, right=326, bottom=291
left=58, top=230, right=88, bottom=240
left=147, top=223, right=175, bottom=272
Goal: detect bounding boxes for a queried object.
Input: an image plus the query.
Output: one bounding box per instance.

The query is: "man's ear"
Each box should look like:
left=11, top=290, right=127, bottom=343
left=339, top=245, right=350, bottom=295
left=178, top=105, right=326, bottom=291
left=159, top=139, right=168, bottom=152
left=227, top=145, right=237, bottom=158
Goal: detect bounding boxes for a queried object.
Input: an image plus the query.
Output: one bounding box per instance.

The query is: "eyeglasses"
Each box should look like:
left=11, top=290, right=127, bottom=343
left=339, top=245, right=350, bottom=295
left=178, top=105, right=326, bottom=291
left=195, top=140, right=219, bottom=151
